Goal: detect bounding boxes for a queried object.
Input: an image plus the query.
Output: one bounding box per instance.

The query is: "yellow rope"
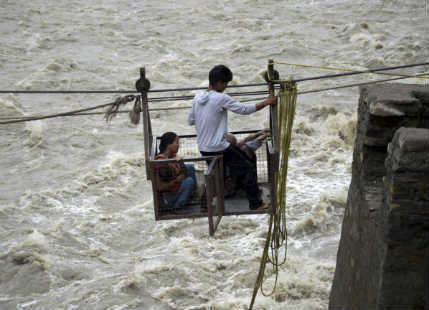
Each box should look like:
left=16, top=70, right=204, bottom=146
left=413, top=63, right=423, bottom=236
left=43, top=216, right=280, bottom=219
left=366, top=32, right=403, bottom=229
left=249, top=81, right=297, bottom=309
left=273, top=60, right=429, bottom=79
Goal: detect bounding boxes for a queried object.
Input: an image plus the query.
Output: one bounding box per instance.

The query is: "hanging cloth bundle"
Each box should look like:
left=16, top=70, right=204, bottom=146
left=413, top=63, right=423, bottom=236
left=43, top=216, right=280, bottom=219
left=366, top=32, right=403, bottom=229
left=129, top=95, right=142, bottom=125
left=104, top=94, right=141, bottom=124
left=249, top=81, right=297, bottom=309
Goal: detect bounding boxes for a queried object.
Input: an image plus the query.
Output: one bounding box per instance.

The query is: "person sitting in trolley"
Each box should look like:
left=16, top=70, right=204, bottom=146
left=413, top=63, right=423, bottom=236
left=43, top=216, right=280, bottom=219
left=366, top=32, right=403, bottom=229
left=223, top=129, right=271, bottom=198
left=155, top=132, right=196, bottom=211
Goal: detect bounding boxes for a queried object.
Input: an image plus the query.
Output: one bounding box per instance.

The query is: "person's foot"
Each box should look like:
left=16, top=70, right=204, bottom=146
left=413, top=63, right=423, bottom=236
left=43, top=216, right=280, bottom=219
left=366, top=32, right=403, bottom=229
left=249, top=200, right=269, bottom=210
left=256, top=202, right=269, bottom=210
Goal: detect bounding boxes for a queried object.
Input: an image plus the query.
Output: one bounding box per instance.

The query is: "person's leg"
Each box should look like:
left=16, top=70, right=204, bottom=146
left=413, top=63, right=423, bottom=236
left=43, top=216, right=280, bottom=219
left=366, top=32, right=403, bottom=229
left=185, top=164, right=196, bottom=181
left=200, top=149, right=262, bottom=208
left=163, top=178, right=195, bottom=210
left=200, top=151, right=226, bottom=177
left=222, top=145, right=262, bottom=209
left=172, top=176, right=196, bottom=208
left=161, top=193, right=174, bottom=211
left=163, top=164, right=197, bottom=209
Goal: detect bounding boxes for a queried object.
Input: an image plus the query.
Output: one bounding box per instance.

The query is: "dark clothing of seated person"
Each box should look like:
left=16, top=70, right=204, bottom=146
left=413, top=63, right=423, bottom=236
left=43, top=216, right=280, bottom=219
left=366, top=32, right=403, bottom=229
left=154, top=132, right=196, bottom=211
left=223, top=129, right=270, bottom=198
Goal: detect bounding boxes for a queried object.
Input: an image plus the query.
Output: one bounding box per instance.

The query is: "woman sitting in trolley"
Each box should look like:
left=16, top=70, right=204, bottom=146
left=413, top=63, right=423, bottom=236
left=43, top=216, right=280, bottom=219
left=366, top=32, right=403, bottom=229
left=154, top=132, right=196, bottom=211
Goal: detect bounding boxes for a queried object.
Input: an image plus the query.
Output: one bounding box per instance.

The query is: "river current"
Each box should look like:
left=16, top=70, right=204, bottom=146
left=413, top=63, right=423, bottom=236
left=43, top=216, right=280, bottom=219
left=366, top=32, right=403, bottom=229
left=0, top=0, right=428, bottom=309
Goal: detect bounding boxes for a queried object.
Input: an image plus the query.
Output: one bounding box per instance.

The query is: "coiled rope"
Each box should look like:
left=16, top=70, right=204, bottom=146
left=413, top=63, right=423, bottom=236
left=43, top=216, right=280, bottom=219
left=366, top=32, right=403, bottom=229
left=249, top=81, right=297, bottom=310
left=248, top=59, right=429, bottom=308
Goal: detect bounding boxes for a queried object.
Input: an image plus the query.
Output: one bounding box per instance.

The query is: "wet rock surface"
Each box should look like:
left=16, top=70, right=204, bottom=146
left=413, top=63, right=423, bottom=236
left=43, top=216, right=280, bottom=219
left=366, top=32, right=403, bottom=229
left=329, top=83, right=429, bottom=310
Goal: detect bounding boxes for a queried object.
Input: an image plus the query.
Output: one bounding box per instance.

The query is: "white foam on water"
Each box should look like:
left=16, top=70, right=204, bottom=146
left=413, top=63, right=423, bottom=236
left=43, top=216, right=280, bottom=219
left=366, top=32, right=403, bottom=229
left=323, top=113, right=357, bottom=147
left=1, top=0, right=428, bottom=309
left=24, top=120, right=43, bottom=147
left=0, top=96, right=23, bottom=113
left=17, top=300, right=39, bottom=308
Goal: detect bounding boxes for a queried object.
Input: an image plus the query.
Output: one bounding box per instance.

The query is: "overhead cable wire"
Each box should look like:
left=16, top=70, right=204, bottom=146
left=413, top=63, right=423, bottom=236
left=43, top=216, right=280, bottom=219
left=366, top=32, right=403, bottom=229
left=0, top=82, right=267, bottom=95
left=0, top=101, right=119, bottom=125
left=122, top=71, right=429, bottom=104
left=1, top=62, right=428, bottom=94
left=274, top=60, right=429, bottom=79
left=1, top=70, right=428, bottom=125
left=298, top=71, right=429, bottom=94
left=287, top=61, right=429, bottom=83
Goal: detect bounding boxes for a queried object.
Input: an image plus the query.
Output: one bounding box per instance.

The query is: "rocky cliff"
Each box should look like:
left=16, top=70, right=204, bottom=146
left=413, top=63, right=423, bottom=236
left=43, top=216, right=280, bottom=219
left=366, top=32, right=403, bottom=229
left=329, top=83, right=429, bottom=310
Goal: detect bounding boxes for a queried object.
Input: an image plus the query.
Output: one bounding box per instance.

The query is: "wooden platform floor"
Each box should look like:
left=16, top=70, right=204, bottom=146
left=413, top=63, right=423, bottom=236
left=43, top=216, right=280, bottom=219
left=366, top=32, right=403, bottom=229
left=158, top=184, right=272, bottom=220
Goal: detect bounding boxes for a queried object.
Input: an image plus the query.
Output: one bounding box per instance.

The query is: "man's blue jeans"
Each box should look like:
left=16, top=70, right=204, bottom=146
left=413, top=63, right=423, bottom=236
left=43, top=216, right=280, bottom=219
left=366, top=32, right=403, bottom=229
left=162, top=164, right=196, bottom=210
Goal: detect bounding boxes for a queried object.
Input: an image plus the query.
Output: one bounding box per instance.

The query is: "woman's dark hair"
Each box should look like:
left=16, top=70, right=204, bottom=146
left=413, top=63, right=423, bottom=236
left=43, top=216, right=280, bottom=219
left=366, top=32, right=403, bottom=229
left=159, top=132, right=177, bottom=154
left=209, top=65, right=233, bottom=87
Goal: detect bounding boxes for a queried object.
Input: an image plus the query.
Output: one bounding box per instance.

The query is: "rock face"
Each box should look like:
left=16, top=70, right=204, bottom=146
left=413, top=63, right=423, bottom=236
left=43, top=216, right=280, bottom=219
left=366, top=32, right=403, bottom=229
left=329, top=83, right=429, bottom=310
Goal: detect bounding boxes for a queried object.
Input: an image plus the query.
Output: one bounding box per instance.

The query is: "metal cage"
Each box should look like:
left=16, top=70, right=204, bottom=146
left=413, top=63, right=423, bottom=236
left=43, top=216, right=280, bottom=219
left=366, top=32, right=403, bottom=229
left=140, top=72, right=279, bottom=236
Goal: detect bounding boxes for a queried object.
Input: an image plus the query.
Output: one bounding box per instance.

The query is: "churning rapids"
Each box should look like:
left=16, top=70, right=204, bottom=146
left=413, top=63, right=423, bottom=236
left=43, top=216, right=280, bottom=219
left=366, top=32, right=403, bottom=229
left=0, top=0, right=428, bottom=309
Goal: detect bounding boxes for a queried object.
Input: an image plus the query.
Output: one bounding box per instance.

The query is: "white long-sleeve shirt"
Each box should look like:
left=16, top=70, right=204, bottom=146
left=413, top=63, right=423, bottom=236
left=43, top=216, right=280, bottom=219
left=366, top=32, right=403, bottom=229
left=188, top=90, right=256, bottom=152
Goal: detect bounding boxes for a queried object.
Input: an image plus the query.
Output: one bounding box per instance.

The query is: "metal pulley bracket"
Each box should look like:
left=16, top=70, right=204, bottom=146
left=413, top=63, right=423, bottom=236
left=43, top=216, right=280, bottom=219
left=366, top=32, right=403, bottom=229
left=263, top=69, right=280, bottom=84
left=135, top=68, right=151, bottom=93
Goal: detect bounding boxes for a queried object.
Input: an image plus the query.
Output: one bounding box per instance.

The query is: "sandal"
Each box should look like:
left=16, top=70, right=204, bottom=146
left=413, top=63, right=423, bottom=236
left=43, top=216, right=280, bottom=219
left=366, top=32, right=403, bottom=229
left=256, top=202, right=269, bottom=210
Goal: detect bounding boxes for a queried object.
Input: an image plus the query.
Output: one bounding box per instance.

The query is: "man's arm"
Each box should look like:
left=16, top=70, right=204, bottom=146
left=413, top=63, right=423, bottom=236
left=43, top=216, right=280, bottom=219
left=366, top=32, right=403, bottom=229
left=255, top=94, right=277, bottom=111
left=223, top=93, right=277, bottom=114
left=244, top=130, right=265, bottom=143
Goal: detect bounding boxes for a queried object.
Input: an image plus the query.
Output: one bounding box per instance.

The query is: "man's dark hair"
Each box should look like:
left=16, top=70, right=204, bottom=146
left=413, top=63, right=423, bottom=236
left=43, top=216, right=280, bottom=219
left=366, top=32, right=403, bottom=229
left=209, top=65, right=233, bottom=87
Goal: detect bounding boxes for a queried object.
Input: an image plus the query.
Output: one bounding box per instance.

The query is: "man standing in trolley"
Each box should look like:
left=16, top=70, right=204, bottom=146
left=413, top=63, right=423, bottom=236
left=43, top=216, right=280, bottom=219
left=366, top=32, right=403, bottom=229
left=188, top=65, right=277, bottom=210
